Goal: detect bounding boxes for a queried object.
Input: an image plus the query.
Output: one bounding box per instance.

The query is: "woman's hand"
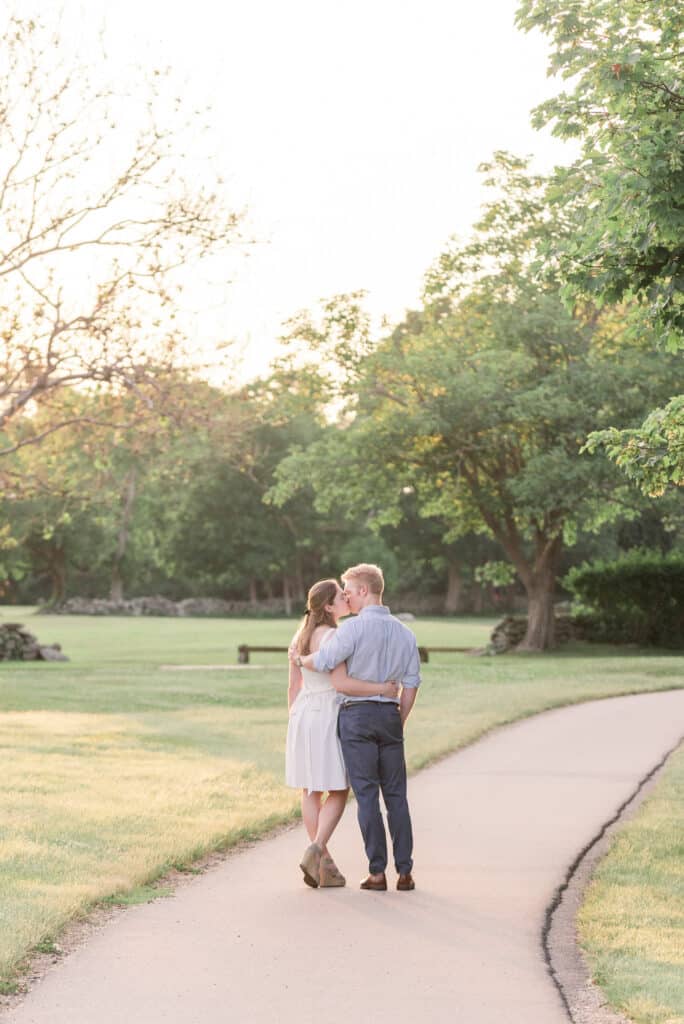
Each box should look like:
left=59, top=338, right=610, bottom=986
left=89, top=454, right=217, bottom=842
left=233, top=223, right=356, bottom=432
left=381, top=680, right=400, bottom=699
left=288, top=641, right=298, bottom=665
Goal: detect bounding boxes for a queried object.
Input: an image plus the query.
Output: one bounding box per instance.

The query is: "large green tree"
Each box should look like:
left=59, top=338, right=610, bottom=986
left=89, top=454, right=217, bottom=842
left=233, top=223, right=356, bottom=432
left=516, top=0, right=684, bottom=492
left=270, top=159, right=679, bottom=650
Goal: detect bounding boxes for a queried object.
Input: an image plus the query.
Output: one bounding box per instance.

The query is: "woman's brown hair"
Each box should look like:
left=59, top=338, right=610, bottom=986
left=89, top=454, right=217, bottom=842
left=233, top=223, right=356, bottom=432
left=294, top=579, right=338, bottom=656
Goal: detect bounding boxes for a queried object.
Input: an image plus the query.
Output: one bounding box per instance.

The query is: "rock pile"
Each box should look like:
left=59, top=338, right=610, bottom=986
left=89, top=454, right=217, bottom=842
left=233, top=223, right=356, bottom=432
left=489, top=614, right=578, bottom=653
left=0, top=623, right=69, bottom=661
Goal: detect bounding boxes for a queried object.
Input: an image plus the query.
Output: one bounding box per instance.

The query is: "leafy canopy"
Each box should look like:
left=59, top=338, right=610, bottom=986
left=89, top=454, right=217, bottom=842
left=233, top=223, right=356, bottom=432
left=516, top=0, right=684, bottom=344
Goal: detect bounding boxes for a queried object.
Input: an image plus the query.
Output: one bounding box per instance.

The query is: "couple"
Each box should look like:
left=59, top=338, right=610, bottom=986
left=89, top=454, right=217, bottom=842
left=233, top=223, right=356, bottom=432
left=285, top=563, right=421, bottom=892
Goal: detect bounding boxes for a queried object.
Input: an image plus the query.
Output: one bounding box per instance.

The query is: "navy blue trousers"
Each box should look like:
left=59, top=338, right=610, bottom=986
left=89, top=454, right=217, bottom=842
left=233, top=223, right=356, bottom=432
left=338, top=701, right=413, bottom=875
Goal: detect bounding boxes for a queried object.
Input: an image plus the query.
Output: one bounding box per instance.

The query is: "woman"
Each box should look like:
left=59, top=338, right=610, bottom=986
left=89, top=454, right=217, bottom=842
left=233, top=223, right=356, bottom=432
left=286, top=578, right=398, bottom=889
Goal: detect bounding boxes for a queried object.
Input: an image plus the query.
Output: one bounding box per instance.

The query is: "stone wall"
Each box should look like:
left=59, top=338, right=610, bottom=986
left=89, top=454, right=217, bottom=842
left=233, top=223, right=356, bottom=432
left=43, top=596, right=291, bottom=617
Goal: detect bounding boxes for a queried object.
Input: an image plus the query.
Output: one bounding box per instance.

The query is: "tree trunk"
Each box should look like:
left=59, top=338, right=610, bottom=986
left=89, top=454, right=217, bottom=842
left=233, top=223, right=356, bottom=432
left=444, top=560, right=463, bottom=614
left=109, top=468, right=137, bottom=602
left=281, top=513, right=305, bottom=602
left=110, top=565, right=124, bottom=603
left=516, top=536, right=563, bottom=652
left=294, top=552, right=305, bottom=603
left=249, top=579, right=258, bottom=606
left=518, top=576, right=556, bottom=650
left=487, top=521, right=563, bottom=652
left=49, top=547, right=66, bottom=605
left=283, top=575, right=292, bottom=616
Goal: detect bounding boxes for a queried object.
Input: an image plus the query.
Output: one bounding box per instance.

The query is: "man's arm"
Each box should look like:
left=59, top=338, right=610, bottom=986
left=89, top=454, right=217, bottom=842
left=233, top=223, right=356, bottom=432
left=399, top=639, right=421, bottom=724
left=299, top=621, right=357, bottom=672
left=399, top=685, right=418, bottom=725
left=401, top=641, right=421, bottom=688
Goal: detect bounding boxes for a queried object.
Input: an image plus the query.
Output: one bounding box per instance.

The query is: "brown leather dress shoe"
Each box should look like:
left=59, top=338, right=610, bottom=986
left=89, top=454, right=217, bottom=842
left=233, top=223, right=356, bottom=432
left=396, top=873, right=415, bottom=891
left=360, top=872, right=387, bottom=891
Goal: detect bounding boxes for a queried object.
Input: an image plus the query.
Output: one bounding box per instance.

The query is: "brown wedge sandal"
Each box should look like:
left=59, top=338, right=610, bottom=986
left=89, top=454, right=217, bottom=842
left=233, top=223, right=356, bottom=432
left=319, top=855, right=346, bottom=887
left=299, top=843, right=323, bottom=888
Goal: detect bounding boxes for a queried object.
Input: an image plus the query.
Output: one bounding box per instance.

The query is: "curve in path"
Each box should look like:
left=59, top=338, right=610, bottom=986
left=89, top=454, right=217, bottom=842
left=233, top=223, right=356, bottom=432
left=5, top=689, right=684, bottom=1024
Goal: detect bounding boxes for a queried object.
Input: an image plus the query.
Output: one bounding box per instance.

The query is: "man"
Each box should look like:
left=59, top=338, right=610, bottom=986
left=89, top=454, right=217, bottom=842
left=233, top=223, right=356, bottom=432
left=296, top=563, right=421, bottom=891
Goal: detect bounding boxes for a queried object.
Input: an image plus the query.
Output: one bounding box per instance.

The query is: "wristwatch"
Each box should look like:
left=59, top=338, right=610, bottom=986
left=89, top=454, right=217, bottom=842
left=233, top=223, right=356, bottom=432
left=295, top=654, right=303, bottom=668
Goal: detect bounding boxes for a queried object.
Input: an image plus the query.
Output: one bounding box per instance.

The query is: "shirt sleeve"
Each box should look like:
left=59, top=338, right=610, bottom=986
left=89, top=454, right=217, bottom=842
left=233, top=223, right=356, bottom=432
left=312, top=620, right=356, bottom=672
left=401, top=639, right=421, bottom=688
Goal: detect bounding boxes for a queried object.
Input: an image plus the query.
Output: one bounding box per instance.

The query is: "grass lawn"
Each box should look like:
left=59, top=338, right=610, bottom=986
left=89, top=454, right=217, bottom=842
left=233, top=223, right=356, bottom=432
left=578, top=744, right=684, bottom=1024
left=1, top=607, right=682, bottom=1004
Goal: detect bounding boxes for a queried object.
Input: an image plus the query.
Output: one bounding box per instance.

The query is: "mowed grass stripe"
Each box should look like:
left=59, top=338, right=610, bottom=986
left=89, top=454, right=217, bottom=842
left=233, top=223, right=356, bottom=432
left=0, top=610, right=682, bottom=996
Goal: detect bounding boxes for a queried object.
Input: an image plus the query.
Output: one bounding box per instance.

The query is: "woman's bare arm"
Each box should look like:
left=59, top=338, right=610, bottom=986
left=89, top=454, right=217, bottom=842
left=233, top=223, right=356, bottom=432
left=287, top=632, right=303, bottom=710
left=330, top=663, right=399, bottom=699
left=288, top=662, right=303, bottom=710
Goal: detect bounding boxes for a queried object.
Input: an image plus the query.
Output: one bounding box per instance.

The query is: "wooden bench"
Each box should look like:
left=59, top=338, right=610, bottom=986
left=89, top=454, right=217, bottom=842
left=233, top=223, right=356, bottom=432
left=237, top=644, right=472, bottom=664
left=237, top=645, right=288, bottom=664
left=418, top=646, right=473, bottom=662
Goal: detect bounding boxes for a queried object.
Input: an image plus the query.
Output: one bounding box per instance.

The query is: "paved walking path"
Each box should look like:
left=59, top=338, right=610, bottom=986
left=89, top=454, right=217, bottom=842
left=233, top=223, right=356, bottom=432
left=6, top=690, right=684, bottom=1024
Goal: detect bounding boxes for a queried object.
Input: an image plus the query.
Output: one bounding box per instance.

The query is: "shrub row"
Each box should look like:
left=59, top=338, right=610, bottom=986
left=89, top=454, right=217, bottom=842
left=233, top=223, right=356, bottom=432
left=564, top=549, right=684, bottom=649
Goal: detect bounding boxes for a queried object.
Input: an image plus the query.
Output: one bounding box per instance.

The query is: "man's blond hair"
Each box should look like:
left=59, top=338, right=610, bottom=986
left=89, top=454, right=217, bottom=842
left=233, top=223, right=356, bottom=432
left=341, top=563, right=385, bottom=596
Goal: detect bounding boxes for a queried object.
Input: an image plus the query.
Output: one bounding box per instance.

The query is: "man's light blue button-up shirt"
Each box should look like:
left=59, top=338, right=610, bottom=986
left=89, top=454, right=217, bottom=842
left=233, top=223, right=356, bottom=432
left=312, top=605, right=421, bottom=704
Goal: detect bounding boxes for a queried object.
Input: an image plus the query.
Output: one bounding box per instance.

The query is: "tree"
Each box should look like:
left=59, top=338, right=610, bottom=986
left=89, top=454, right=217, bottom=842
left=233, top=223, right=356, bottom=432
left=516, top=0, right=684, bottom=492
left=0, top=12, right=241, bottom=472
left=2, top=377, right=244, bottom=602
left=3, top=492, right=106, bottom=605
left=151, top=374, right=362, bottom=608
left=516, top=0, right=683, bottom=340
left=583, top=394, right=684, bottom=497
left=270, top=158, right=679, bottom=650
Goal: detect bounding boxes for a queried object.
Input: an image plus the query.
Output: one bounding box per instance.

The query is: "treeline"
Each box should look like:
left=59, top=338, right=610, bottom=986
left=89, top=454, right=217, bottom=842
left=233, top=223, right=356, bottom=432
left=1, top=351, right=679, bottom=620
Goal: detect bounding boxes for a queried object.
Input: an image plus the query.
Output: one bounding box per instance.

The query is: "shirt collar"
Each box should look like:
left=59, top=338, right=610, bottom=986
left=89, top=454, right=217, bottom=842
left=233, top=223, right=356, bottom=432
left=359, top=605, right=390, bottom=616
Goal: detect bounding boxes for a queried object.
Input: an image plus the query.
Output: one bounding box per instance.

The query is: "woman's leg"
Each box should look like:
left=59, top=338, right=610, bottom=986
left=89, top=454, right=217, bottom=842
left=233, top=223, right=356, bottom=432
left=314, top=789, right=349, bottom=850
left=299, top=790, right=325, bottom=887
left=301, top=790, right=322, bottom=843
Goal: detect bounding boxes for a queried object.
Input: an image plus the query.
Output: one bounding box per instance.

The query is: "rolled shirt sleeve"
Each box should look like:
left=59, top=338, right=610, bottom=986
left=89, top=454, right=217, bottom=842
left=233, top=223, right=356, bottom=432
left=401, top=641, right=421, bottom=688
left=312, top=620, right=357, bottom=672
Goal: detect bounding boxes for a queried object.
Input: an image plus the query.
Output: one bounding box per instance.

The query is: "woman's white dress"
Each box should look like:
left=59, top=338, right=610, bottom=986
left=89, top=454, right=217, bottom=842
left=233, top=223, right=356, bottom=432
left=285, top=630, right=348, bottom=793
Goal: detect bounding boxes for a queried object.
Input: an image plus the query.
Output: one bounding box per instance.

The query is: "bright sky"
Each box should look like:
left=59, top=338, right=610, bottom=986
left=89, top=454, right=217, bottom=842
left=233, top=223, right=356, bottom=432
left=66, top=0, right=574, bottom=382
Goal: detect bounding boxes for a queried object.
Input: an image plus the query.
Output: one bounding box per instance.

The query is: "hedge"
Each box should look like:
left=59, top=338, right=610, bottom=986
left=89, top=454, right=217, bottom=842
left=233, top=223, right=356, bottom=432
left=564, top=549, right=684, bottom=649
